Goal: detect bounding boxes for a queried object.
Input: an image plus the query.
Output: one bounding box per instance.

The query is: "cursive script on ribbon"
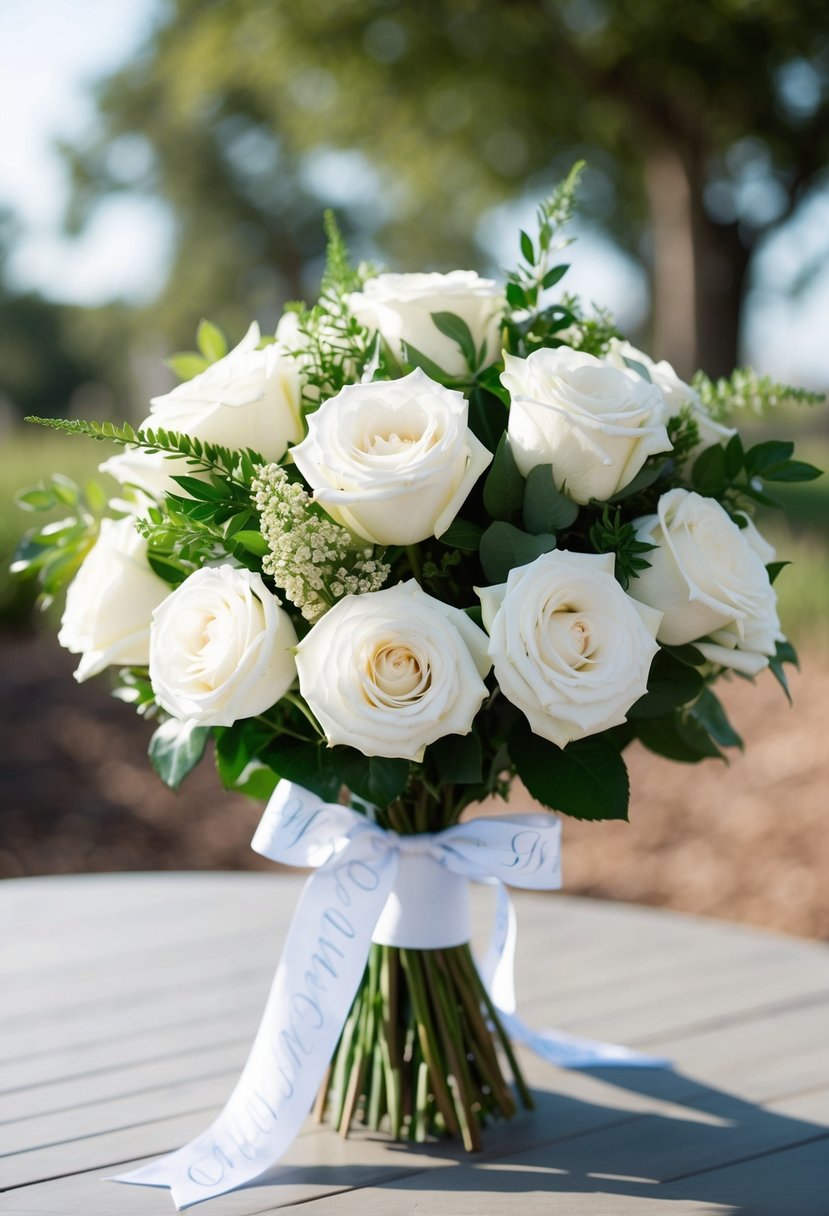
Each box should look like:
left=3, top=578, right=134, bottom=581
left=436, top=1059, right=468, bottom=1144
left=110, top=780, right=665, bottom=1210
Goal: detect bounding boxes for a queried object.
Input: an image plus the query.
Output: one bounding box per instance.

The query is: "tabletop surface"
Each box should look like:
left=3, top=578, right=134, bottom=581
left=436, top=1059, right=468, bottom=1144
left=1, top=873, right=828, bottom=1216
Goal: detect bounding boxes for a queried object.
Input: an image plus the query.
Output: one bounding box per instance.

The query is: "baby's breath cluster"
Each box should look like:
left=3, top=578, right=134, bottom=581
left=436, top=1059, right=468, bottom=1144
left=252, top=464, right=389, bottom=622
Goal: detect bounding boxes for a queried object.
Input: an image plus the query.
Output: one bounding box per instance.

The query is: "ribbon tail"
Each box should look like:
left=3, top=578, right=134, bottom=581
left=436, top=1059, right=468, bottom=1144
left=109, top=854, right=398, bottom=1209
left=499, top=1010, right=670, bottom=1069
left=482, top=885, right=670, bottom=1071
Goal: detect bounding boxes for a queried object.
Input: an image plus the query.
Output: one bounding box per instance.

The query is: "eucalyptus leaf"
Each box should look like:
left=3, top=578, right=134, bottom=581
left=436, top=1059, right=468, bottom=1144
left=438, top=518, right=483, bottom=550
left=479, top=521, right=556, bottom=583
left=483, top=435, right=525, bottom=521
left=149, top=719, right=210, bottom=790
left=522, top=465, right=578, bottom=533
left=622, top=356, right=652, bottom=383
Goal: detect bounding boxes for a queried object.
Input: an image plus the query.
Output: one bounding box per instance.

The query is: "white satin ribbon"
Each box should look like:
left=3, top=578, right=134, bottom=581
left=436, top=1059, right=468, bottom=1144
left=111, top=780, right=666, bottom=1210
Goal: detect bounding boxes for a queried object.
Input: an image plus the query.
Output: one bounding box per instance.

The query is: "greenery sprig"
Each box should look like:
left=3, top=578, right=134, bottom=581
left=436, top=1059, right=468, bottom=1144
left=692, top=367, right=825, bottom=421
left=24, top=417, right=265, bottom=488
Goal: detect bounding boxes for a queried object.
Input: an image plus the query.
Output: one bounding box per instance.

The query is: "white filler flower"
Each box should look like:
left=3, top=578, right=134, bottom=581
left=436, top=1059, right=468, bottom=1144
left=501, top=347, right=672, bottom=503
left=631, top=489, right=783, bottom=675
left=58, top=516, right=170, bottom=682
left=346, top=270, right=504, bottom=377
left=101, top=323, right=303, bottom=499
left=149, top=566, right=297, bottom=726
left=478, top=550, right=661, bottom=747
left=291, top=369, right=492, bottom=546
left=295, top=580, right=491, bottom=761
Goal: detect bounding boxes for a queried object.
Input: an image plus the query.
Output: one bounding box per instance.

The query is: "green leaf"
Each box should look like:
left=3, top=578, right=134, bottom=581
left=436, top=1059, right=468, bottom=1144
left=506, top=281, right=527, bottom=310
left=479, top=521, right=556, bottom=583
left=522, top=465, right=579, bottom=533
left=468, top=382, right=508, bottom=445
left=232, top=529, right=269, bottom=556
left=724, top=432, right=745, bottom=480
left=438, top=518, right=483, bottom=550
left=688, top=688, right=743, bottom=750
left=15, top=487, right=56, bottom=512
left=264, top=737, right=343, bottom=802
left=627, top=650, right=705, bottom=719
left=85, top=479, right=108, bottom=513
left=610, top=461, right=667, bottom=502
left=166, top=352, right=209, bottom=381
left=542, top=264, right=569, bottom=290
left=635, top=714, right=713, bottom=764
left=215, top=719, right=276, bottom=787
left=332, top=749, right=410, bottom=807
left=675, top=713, right=726, bottom=760
left=745, top=440, right=794, bottom=474
left=51, top=474, right=80, bottom=506
left=622, top=356, right=652, bottom=383
left=519, top=230, right=535, bottom=264
left=196, top=318, right=228, bottom=363
left=483, top=434, right=525, bottom=521
left=691, top=445, right=728, bottom=496
left=146, top=553, right=189, bottom=586
left=148, top=719, right=210, bottom=790
left=430, top=311, right=478, bottom=370
left=428, top=733, right=483, bottom=784
left=766, top=561, right=790, bottom=585
left=768, top=638, right=799, bottom=705
left=402, top=340, right=452, bottom=382
left=171, top=475, right=225, bottom=501
left=509, top=720, right=630, bottom=821
left=661, top=643, right=707, bottom=667
left=760, top=460, right=823, bottom=483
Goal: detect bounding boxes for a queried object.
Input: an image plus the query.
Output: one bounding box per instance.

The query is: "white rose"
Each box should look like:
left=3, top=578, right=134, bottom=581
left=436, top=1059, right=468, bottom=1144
left=346, top=271, right=504, bottom=378
left=295, top=580, right=491, bottom=761
left=630, top=488, right=782, bottom=675
left=477, top=550, right=661, bottom=747
left=274, top=311, right=361, bottom=403
left=291, top=368, right=492, bottom=546
left=101, top=323, right=303, bottom=500
left=606, top=339, right=736, bottom=457
left=58, top=516, right=170, bottom=683
left=99, top=444, right=177, bottom=502
left=501, top=347, right=672, bottom=504
left=149, top=566, right=298, bottom=726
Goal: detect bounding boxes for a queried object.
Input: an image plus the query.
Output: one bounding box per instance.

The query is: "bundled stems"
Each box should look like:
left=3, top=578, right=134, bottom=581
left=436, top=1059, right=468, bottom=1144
left=316, top=939, right=532, bottom=1145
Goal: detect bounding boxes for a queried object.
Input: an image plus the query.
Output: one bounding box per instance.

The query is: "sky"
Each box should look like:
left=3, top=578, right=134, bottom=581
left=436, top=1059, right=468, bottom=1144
left=1, top=0, right=827, bottom=391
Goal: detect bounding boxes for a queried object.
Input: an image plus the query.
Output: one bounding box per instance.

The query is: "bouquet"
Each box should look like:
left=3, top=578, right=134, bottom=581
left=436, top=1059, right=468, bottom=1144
left=13, top=164, right=822, bottom=1206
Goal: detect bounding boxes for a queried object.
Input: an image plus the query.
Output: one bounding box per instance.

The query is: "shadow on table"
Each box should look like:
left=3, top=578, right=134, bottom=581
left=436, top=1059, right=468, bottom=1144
left=271, top=1069, right=829, bottom=1215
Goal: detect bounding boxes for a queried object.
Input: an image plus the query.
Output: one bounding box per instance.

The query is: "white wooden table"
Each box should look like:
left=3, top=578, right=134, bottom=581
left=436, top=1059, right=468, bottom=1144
left=2, top=874, right=828, bottom=1215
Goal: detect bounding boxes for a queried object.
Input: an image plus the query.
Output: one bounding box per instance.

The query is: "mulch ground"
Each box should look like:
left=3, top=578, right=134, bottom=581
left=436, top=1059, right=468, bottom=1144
left=2, top=632, right=827, bottom=940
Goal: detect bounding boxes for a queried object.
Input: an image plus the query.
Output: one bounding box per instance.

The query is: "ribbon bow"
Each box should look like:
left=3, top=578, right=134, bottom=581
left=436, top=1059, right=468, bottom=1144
left=112, top=781, right=665, bottom=1209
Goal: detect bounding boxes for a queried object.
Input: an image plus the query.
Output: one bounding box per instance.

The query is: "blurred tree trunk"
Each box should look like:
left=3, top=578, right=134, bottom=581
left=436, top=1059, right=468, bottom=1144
left=690, top=181, right=752, bottom=381
left=644, top=144, right=750, bottom=379
left=644, top=146, right=697, bottom=378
